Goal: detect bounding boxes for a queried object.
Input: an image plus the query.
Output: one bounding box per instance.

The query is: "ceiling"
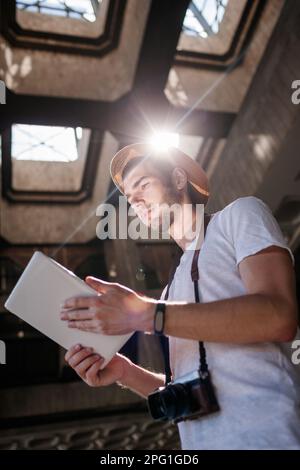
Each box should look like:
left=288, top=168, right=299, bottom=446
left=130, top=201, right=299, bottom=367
left=0, top=0, right=298, bottom=248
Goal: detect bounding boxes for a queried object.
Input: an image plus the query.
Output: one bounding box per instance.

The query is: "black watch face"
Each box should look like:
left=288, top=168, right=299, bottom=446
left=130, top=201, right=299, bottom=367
left=155, top=309, right=164, bottom=334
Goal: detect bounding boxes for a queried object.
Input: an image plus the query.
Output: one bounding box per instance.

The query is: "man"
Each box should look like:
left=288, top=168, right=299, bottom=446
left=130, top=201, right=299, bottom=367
left=61, top=144, right=300, bottom=450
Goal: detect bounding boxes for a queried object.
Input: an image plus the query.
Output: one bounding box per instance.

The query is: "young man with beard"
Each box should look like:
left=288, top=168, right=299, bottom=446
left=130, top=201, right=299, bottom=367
left=61, top=144, right=300, bottom=450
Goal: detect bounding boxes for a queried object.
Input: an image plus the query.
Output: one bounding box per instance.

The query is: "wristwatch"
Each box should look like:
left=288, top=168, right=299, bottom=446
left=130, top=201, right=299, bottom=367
left=154, top=302, right=166, bottom=335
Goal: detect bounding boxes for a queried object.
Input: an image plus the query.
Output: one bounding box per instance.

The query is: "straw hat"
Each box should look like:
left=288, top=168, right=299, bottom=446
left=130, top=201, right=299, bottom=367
left=110, top=143, right=209, bottom=204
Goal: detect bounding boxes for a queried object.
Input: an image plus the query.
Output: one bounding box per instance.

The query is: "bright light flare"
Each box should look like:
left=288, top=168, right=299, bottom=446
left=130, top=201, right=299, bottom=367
left=148, top=132, right=180, bottom=151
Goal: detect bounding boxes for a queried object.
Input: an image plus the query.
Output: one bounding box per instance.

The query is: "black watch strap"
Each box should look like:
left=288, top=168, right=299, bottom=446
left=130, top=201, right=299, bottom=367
left=154, top=302, right=166, bottom=335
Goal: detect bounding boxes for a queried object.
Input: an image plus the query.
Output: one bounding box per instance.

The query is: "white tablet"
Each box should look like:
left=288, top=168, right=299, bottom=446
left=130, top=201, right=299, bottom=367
left=4, top=251, right=134, bottom=368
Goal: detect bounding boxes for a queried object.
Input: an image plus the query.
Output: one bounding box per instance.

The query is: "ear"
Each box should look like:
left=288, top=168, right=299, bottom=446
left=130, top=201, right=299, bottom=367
left=171, top=167, right=188, bottom=191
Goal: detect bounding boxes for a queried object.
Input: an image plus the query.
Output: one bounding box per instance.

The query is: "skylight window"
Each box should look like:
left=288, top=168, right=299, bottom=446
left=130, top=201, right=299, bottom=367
left=11, top=124, right=81, bottom=162
left=16, top=0, right=102, bottom=23
left=183, top=0, right=228, bottom=38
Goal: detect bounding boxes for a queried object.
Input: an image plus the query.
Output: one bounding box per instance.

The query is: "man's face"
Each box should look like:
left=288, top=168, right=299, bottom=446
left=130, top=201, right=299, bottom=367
left=123, top=160, right=180, bottom=229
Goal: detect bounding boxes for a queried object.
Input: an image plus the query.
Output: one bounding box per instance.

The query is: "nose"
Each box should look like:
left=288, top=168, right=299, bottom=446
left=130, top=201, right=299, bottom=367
left=131, top=201, right=144, bottom=213
left=128, top=190, right=143, bottom=207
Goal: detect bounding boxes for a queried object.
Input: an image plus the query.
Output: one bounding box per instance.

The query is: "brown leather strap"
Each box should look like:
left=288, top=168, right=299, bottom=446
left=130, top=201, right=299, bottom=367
left=162, top=213, right=212, bottom=384
left=192, top=213, right=212, bottom=376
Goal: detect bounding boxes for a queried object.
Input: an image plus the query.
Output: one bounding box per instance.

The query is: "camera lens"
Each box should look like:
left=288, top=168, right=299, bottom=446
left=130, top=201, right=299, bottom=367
left=147, top=390, right=168, bottom=420
left=161, top=384, right=190, bottom=419
left=147, top=383, right=191, bottom=420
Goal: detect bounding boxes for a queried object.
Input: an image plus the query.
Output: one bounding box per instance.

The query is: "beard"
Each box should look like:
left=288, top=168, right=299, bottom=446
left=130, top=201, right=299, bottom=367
left=146, top=207, right=175, bottom=234
left=147, top=186, right=181, bottom=233
left=132, top=183, right=183, bottom=234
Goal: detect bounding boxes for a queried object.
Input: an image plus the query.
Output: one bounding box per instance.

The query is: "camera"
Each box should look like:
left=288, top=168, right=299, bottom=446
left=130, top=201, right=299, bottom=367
left=147, top=369, right=220, bottom=423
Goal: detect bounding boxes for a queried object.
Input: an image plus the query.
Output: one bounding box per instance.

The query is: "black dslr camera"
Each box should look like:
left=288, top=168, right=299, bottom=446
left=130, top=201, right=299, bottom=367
left=147, top=370, right=220, bottom=423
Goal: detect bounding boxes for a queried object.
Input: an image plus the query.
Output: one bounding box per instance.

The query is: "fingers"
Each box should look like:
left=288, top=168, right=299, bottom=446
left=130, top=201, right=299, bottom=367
left=65, top=343, right=82, bottom=362
left=66, top=346, right=95, bottom=368
left=85, top=360, right=103, bottom=385
left=65, top=345, right=104, bottom=385
left=60, top=303, right=107, bottom=332
left=85, top=276, right=115, bottom=294
left=61, top=295, right=100, bottom=310
left=75, top=354, right=103, bottom=378
left=60, top=308, right=96, bottom=321
left=67, top=319, right=101, bottom=331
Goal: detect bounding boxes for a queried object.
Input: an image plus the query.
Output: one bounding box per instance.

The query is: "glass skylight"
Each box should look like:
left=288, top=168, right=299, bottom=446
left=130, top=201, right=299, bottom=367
left=11, top=124, right=82, bottom=162
left=183, top=0, right=228, bottom=38
left=16, top=0, right=102, bottom=23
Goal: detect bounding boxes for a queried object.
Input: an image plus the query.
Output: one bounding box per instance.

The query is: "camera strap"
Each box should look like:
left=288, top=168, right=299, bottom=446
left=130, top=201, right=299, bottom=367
left=191, top=214, right=212, bottom=377
left=162, top=213, right=212, bottom=384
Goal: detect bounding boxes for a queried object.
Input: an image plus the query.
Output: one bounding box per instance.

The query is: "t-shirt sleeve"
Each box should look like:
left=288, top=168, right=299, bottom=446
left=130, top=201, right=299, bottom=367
left=223, top=196, right=295, bottom=267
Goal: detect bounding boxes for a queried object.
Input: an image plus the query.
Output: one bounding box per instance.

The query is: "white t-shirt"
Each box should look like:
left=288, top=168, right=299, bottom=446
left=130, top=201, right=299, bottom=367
left=161, top=196, right=300, bottom=450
